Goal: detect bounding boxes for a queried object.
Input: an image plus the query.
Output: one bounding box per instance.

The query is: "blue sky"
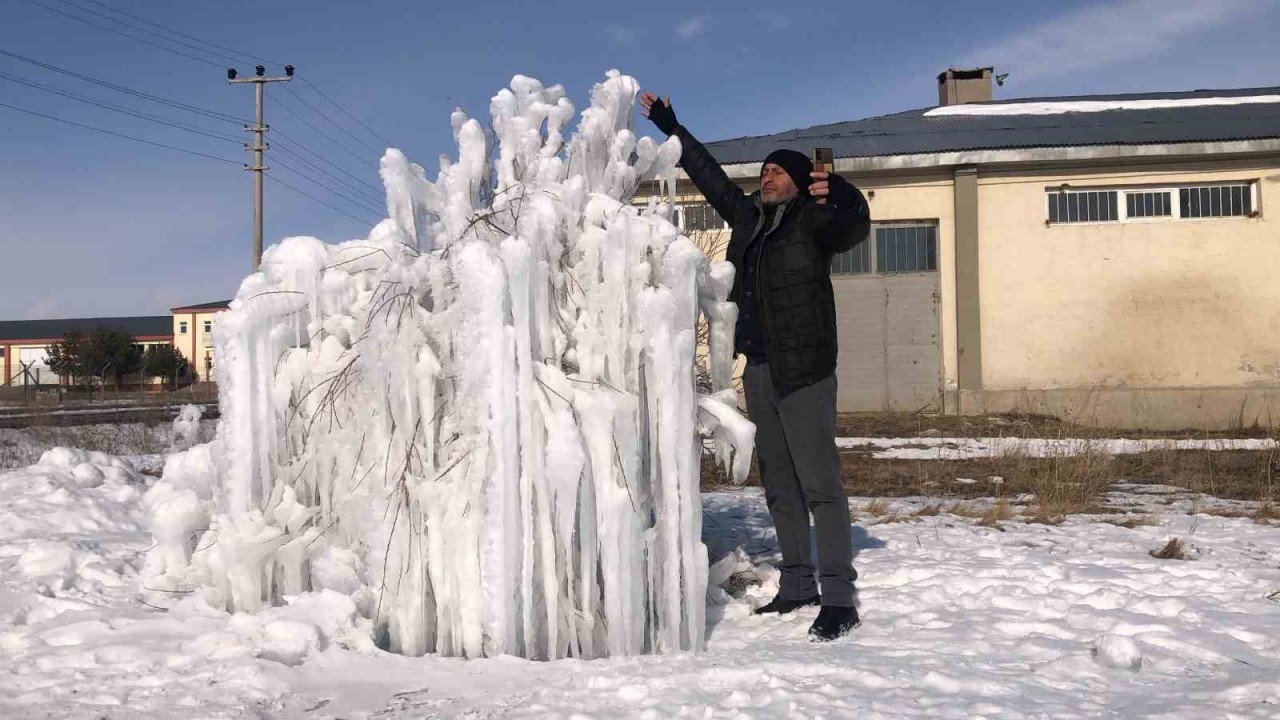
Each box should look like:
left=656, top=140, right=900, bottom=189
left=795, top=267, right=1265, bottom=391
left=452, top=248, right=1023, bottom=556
left=2, top=0, right=1277, bottom=319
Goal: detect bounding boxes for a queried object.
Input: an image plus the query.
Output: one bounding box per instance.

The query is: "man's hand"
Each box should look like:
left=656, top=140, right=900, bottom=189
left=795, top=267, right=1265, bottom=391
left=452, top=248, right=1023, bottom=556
left=639, top=91, right=679, bottom=135
left=809, top=171, right=830, bottom=205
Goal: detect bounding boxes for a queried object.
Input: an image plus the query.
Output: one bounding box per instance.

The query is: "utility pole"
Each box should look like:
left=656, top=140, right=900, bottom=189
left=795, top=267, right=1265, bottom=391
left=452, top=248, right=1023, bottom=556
left=228, top=64, right=293, bottom=271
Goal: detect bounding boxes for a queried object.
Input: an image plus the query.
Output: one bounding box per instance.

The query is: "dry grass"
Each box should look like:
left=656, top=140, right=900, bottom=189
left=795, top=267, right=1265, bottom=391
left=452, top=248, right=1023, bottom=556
left=977, top=498, right=1014, bottom=527
left=1150, top=537, right=1188, bottom=560
left=861, top=498, right=891, bottom=516
left=837, top=410, right=1277, bottom=441
left=1103, top=514, right=1159, bottom=528
left=700, top=411, right=1277, bottom=526
left=947, top=501, right=984, bottom=518
left=1026, top=447, right=1118, bottom=519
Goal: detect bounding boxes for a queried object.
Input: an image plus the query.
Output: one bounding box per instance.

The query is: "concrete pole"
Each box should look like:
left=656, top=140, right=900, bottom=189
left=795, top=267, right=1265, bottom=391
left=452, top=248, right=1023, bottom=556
left=229, top=66, right=293, bottom=271
left=253, top=80, right=264, bottom=270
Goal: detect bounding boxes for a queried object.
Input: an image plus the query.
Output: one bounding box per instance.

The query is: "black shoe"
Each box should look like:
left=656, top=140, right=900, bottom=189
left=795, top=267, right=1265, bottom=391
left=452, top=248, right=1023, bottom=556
left=753, top=593, right=820, bottom=615
left=807, top=605, right=860, bottom=641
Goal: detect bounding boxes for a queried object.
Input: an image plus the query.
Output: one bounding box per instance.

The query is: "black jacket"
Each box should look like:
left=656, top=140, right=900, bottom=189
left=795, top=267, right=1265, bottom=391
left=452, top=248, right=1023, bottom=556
left=672, top=125, right=871, bottom=394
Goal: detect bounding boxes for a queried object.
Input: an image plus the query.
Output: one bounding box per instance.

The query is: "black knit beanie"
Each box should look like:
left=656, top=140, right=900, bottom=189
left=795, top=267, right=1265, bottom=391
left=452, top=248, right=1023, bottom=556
left=762, top=149, right=814, bottom=196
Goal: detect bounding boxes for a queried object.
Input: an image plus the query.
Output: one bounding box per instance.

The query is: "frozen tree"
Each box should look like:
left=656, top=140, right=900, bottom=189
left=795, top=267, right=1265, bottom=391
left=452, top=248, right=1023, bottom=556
left=143, top=71, right=753, bottom=660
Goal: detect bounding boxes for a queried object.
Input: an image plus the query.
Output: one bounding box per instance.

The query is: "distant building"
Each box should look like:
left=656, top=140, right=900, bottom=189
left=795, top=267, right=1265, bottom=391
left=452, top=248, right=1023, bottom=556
left=1, top=299, right=231, bottom=387
left=0, top=316, right=172, bottom=386
left=641, top=69, right=1280, bottom=429
left=170, top=300, right=231, bottom=383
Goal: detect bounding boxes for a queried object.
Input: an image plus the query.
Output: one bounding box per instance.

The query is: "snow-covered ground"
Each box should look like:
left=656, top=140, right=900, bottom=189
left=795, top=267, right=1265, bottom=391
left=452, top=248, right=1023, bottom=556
left=2, top=445, right=1278, bottom=718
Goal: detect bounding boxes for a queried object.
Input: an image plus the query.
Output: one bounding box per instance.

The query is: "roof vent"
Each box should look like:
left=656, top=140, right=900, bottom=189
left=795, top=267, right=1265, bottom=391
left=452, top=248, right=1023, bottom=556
left=938, top=67, right=994, bottom=106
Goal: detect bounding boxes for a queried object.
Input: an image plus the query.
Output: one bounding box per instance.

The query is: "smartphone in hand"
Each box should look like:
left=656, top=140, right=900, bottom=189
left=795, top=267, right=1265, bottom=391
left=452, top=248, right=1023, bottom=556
left=812, top=147, right=834, bottom=175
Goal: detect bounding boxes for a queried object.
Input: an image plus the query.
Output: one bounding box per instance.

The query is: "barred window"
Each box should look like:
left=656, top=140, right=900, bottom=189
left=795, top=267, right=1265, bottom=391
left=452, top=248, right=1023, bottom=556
left=1048, top=182, right=1256, bottom=225
left=1180, top=184, right=1252, bottom=219
left=1126, top=191, right=1171, bottom=219
left=1047, top=190, right=1119, bottom=224
left=877, top=225, right=938, bottom=273
left=679, top=203, right=726, bottom=231
left=832, top=223, right=936, bottom=275
left=831, top=236, right=871, bottom=274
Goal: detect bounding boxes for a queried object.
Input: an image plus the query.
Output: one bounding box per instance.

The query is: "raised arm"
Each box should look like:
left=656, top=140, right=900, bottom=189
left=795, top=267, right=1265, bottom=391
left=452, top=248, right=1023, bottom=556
left=805, top=171, right=871, bottom=254
left=640, top=92, right=755, bottom=227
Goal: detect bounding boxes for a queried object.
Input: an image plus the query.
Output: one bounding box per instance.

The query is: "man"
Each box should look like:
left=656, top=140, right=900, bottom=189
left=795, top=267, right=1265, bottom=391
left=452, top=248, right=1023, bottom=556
left=641, top=92, right=871, bottom=641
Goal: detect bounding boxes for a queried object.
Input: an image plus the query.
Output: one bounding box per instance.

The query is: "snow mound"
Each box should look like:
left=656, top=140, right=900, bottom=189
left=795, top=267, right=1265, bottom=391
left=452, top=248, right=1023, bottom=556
left=1094, top=633, right=1143, bottom=671
left=145, top=71, right=753, bottom=660
left=0, top=449, right=144, bottom=601
left=168, top=404, right=205, bottom=451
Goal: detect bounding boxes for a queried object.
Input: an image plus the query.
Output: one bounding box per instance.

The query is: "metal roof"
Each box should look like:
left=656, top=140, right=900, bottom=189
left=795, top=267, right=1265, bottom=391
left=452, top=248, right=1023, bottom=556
left=701, top=86, right=1280, bottom=164
left=0, top=316, right=173, bottom=343
left=170, top=300, right=231, bottom=312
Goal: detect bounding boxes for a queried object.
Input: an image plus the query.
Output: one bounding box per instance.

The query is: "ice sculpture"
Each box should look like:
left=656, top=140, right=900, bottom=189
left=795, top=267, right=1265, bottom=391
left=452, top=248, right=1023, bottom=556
left=143, top=71, right=754, bottom=660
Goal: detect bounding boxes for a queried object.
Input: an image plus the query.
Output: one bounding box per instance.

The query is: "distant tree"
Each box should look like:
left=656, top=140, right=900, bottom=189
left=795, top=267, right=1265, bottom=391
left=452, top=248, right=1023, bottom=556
left=46, top=330, right=90, bottom=384
left=45, top=328, right=145, bottom=389
left=88, top=327, right=143, bottom=385
left=143, top=344, right=189, bottom=389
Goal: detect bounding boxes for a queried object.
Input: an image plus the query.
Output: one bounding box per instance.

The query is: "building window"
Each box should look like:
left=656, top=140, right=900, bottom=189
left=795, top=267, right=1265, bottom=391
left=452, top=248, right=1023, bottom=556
left=1048, top=182, right=1256, bottom=225
left=1126, top=191, right=1172, bottom=219
left=203, top=320, right=212, bottom=333
left=877, top=225, right=938, bottom=273
left=679, top=203, right=726, bottom=232
left=1180, top=184, right=1252, bottom=219
left=831, top=236, right=872, bottom=274
left=1047, top=190, right=1119, bottom=224
left=832, top=223, right=937, bottom=275
left=179, top=321, right=188, bottom=334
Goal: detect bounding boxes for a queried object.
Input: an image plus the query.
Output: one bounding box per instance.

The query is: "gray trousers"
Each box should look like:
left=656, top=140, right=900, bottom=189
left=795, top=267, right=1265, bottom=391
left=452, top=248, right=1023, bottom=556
left=743, top=363, right=855, bottom=607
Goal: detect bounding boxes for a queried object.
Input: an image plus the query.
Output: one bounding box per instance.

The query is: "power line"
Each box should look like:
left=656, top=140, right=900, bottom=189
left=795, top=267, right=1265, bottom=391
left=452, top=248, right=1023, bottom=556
left=0, top=48, right=247, bottom=124
left=32, top=0, right=395, bottom=172
left=266, top=172, right=380, bottom=226
left=26, top=0, right=228, bottom=69
left=297, top=75, right=395, bottom=149
left=273, top=131, right=384, bottom=196
left=55, top=0, right=246, bottom=66
left=272, top=95, right=374, bottom=168
left=0, top=71, right=242, bottom=144
left=271, top=157, right=386, bottom=217
left=0, top=100, right=242, bottom=165
left=280, top=83, right=381, bottom=154
left=25, top=0, right=390, bottom=234
left=62, top=0, right=393, bottom=155
left=80, top=0, right=279, bottom=65
left=271, top=142, right=386, bottom=206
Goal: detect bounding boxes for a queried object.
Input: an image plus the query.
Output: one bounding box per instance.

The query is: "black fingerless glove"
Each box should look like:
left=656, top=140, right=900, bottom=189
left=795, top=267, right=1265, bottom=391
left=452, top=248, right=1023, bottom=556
left=647, top=97, right=679, bottom=135
left=825, top=173, right=858, bottom=209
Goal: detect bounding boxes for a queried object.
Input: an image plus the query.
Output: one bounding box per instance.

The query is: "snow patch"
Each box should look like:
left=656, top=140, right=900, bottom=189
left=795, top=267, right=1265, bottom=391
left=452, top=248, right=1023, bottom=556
left=925, top=95, right=1280, bottom=117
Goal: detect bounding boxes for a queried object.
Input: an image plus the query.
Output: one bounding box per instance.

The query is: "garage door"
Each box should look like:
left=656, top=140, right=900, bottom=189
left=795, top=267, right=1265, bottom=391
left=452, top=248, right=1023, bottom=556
left=830, top=223, right=942, bottom=412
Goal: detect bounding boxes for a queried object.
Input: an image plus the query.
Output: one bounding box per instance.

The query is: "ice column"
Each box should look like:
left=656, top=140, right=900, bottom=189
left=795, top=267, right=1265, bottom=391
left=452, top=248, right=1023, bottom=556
left=153, top=70, right=753, bottom=660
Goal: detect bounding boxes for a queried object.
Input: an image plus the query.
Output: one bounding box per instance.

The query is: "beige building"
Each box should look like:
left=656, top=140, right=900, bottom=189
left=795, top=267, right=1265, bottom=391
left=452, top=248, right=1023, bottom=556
left=0, top=316, right=173, bottom=387
left=170, top=300, right=231, bottom=382
left=1, top=300, right=230, bottom=387
left=643, top=69, right=1280, bottom=430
